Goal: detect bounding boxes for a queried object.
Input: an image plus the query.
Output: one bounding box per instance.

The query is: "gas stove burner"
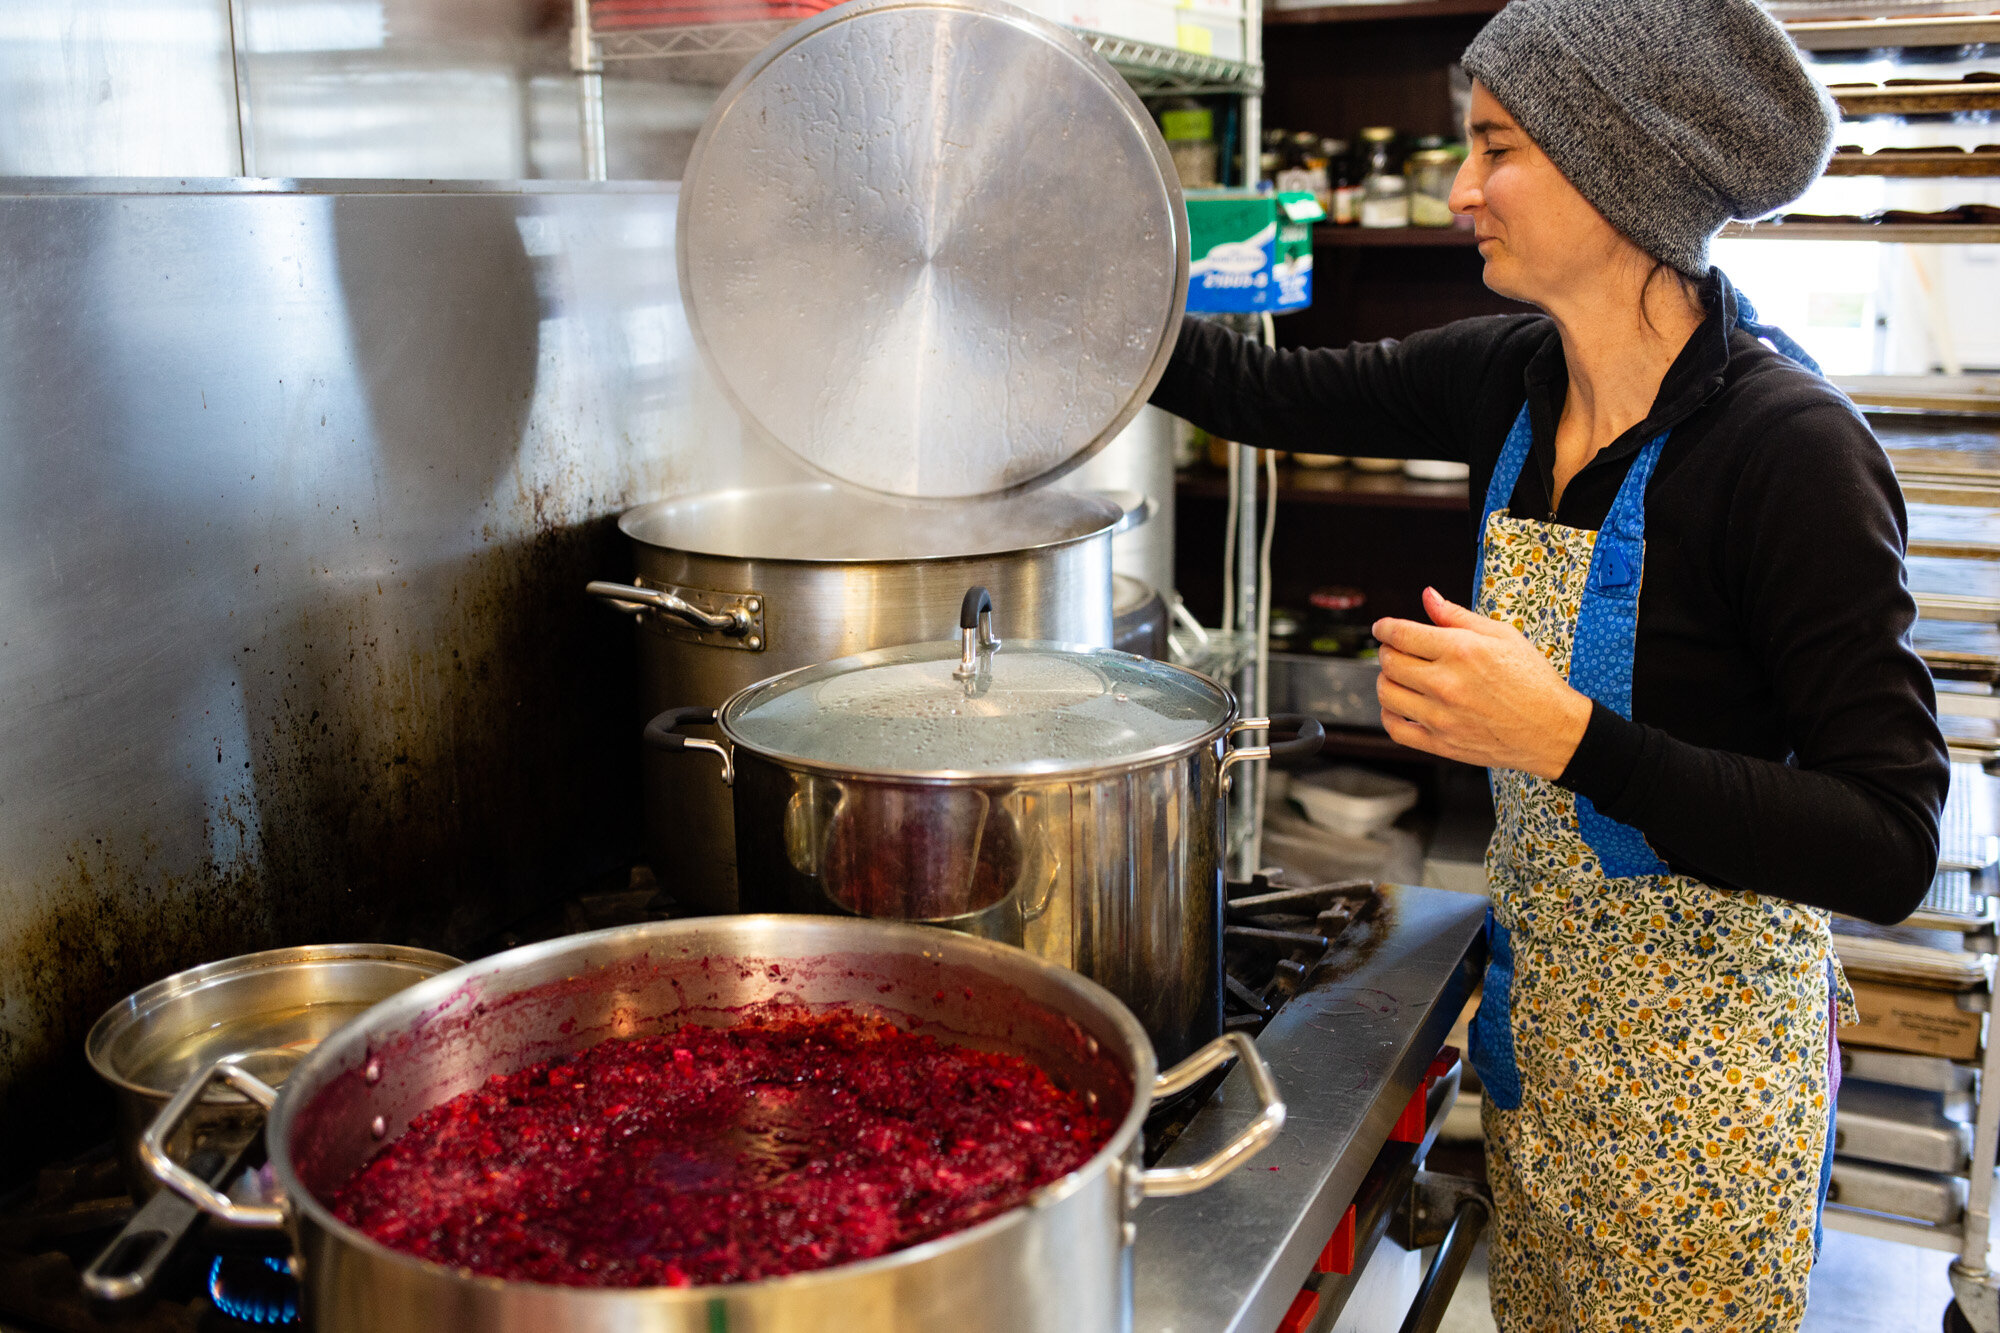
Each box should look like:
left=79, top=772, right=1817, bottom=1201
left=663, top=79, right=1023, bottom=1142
left=207, top=1251, right=299, bottom=1327
left=1221, top=874, right=1380, bottom=1032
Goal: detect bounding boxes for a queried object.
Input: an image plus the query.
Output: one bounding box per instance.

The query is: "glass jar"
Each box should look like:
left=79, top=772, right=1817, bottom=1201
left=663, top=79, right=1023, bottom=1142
left=1267, top=607, right=1304, bottom=655
left=1360, top=174, right=1409, bottom=229
left=1259, top=127, right=1286, bottom=182
left=1306, top=586, right=1373, bottom=657
left=1405, top=148, right=1460, bottom=228
left=1329, top=140, right=1361, bottom=226
left=1315, top=137, right=1346, bottom=214
left=1274, top=131, right=1331, bottom=209
left=1161, top=102, right=1219, bottom=190
left=1358, top=126, right=1398, bottom=177
left=1356, top=126, right=1405, bottom=229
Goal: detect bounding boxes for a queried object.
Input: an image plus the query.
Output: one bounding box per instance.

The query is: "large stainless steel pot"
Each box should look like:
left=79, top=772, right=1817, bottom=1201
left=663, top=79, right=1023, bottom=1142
left=589, top=482, right=1133, bottom=913
left=604, top=0, right=1187, bottom=915
left=650, top=588, right=1322, bottom=1066
left=143, top=916, right=1283, bottom=1333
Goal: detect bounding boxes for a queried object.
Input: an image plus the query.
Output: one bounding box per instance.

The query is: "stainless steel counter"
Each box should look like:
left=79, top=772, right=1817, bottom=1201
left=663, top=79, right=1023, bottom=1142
left=1133, top=882, right=1487, bottom=1333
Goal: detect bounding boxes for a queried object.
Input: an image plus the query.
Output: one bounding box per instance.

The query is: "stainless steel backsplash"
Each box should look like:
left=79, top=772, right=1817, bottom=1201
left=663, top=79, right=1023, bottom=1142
left=0, top=178, right=759, bottom=1179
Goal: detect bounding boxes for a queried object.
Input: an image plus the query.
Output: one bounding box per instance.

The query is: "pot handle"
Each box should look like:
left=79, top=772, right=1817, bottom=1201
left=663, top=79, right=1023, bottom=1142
left=140, top=1058, right=286, bottom=1230
left=1219, top=714, right=1325, bottom=785
left=585, top=581, right=757, bottom=638
left=644, top=706, right=734, bottom=786
left=1137, top=1031, right=1286, bottom=1198
left=81, top=1172, right=209, bottom=1300
left=955, top=586, right=1001, bottom=680
left=1089, top=489, right=1157, bottom=537
left=84, top=1123, right=259, bottom=1300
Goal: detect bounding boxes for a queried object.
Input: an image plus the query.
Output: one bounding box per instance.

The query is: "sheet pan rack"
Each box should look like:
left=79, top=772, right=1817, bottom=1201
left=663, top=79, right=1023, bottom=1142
left=1827, top=842, right=2000, bottom=1267
left=1827, top=152, right=2000, bottom=179
left=1787, top=12, right=2000, bottom=50
left=1772, top=17, right=2000, bottom=1270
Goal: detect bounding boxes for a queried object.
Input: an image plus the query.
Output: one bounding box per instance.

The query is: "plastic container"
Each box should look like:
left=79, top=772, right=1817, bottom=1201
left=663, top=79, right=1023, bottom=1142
left=1292, top=765, right=1420, bottom=838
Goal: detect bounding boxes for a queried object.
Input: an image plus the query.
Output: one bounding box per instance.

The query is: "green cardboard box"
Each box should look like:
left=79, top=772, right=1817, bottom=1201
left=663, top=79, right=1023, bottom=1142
left=1185, top=189, right=1322, bottom=313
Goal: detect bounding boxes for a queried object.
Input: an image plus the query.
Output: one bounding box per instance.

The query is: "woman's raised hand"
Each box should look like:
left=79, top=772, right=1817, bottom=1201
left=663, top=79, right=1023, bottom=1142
left=1371, top=587, right=1593, bottom=780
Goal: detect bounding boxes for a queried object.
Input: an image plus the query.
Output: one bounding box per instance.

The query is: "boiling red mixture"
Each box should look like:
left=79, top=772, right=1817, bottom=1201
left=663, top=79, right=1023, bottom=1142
left=330, top=1011, right=1116, bottom=1287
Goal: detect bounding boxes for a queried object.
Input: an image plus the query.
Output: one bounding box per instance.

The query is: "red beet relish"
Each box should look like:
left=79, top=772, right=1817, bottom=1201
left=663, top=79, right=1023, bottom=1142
left=330, top=1012, right=1117, bottom=1287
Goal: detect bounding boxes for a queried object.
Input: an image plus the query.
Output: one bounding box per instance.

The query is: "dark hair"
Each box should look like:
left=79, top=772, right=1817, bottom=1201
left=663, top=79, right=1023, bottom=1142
left=1640, top=260, right=1700, bottom=334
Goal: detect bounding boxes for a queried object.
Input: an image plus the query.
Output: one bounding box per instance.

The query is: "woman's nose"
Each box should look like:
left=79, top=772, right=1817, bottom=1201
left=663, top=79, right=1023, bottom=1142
left=1448, top=159, right=1482, bottom=216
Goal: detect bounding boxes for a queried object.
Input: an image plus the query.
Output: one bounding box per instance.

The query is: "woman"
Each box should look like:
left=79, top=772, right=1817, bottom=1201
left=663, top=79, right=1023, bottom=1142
left=1151, top=0, right=1948, bottom=1327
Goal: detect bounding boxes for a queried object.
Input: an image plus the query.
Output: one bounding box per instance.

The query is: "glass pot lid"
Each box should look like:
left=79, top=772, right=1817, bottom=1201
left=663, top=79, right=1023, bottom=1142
left=722, top=592, right=1232, bottom=778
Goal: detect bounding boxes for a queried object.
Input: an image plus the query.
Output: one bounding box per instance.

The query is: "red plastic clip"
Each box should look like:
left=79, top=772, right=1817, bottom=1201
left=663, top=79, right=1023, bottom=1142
left=1315, top=1205, right=1356, bottom=1275
left=1276, top=1287, right=1320, bottom=1333
left=1389, top=1045, right=1461, bottom=1145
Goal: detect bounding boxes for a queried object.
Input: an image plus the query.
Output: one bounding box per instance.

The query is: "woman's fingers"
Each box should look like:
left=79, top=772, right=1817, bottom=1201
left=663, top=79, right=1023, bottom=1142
left=1372, top=616, right=1457, bottom=660
left=1421, top=586, right=1503, bottom=634
left=1382, top=709, right=1454, bottom=761
left=1376, top=673, right=1439, bottom=729
left=1376, top=642, right=1444, bottom=692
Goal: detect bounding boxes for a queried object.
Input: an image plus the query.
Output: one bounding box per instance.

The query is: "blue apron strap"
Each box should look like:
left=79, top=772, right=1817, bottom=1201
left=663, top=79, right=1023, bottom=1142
left=1730, top=284, right=1825, bottom=378
left=1569, top=430, right=1672, bottom=878
left=1475, top=405, right=1535, bottom=603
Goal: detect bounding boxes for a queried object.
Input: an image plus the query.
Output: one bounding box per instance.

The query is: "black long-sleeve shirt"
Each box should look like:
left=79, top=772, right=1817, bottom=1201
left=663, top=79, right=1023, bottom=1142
left=1152, top=271, right=1946, bottom=924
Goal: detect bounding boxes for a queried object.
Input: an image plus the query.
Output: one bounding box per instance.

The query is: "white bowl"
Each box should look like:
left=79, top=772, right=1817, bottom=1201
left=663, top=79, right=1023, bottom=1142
left=1403, top=458, right=1471, bottom=482
left=1292, top=764, right=1419, bottom=838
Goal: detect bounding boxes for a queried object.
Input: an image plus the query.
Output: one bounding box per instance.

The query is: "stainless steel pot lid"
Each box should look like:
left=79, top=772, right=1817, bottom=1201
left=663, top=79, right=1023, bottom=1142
left=722, top=616, right=1231, bottom=778
left=677, top=0, right=1188, bottom=501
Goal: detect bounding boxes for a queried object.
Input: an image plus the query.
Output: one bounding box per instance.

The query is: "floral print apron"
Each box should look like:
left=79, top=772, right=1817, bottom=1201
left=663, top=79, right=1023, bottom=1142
left=1466, top=337, right=1856, bottom=1333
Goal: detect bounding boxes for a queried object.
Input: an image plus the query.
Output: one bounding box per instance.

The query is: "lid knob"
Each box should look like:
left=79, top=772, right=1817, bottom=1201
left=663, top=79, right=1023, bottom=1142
left=954, top=587, right=1001, bottom=681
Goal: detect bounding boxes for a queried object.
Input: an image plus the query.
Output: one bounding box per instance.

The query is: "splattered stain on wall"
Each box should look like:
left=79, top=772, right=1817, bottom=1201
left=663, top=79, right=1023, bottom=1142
left=0, top=184, right=738, bottom=1182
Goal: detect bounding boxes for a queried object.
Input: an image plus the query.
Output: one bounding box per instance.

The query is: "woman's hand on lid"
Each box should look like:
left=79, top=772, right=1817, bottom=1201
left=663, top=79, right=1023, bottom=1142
left=1372, top=587, right=1592, bottom=779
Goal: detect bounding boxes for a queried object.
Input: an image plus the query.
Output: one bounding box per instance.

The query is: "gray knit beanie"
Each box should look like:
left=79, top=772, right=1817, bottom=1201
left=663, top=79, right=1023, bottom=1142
left=1461, top=0, right=1835, bottom=277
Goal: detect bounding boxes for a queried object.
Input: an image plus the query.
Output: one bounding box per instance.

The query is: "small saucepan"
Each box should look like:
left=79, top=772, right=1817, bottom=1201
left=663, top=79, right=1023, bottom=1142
left=81, top=943, right=458, bottom=1300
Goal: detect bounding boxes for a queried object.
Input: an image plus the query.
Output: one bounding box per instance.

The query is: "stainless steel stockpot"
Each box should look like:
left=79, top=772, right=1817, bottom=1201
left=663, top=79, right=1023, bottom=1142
left=652, top=588, right=1322, bottom=1067
left=144, top=916, right=1284, bottom=1333
left=589, top=482, right=1136, bottom=915
left=589, top=0, right=1185, bottom=919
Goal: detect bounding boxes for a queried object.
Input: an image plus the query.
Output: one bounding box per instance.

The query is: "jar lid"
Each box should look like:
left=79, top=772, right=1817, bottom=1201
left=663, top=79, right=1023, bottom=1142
left=677, top=0, right=1189, bottom=501
left=1310, top=586, right=1367, bottom=612
left=722, top=637, right=1233, bottom=778
left=1359, top=126, right=1397, bottom=142
left=1408, top=148, right=1461, bottom=166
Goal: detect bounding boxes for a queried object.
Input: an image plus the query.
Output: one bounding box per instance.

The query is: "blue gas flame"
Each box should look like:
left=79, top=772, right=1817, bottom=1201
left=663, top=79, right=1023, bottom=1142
left=207, top=1253, right=300, bottom=1325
